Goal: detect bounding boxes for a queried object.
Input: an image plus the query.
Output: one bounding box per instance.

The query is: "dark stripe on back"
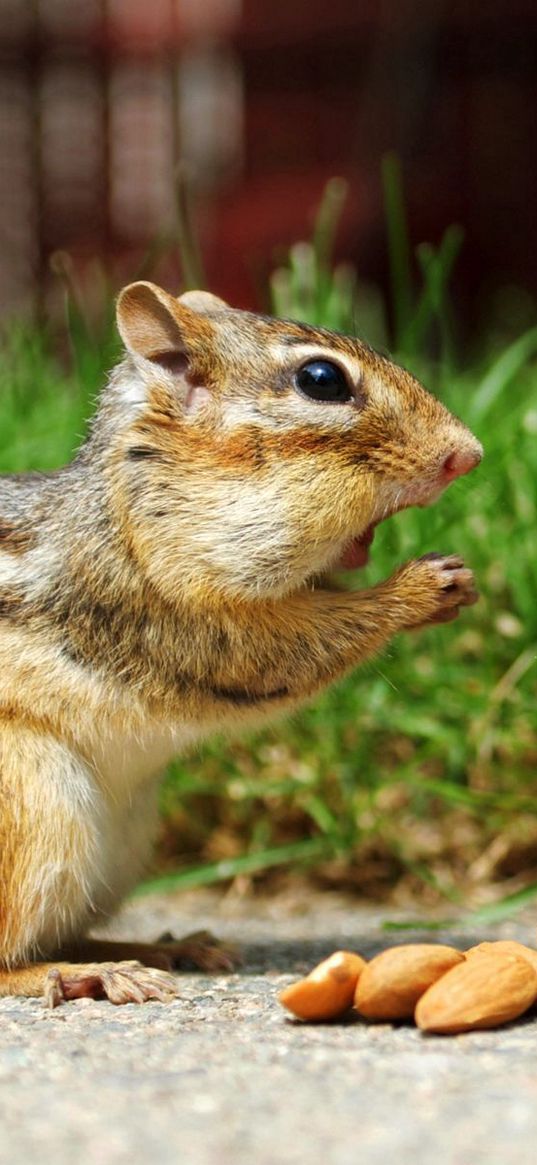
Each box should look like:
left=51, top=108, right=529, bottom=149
left=126, top=447, right=164, bottom=461
left=0, top=590, right=24, bottom=619
left=0, top=521, right=34, bottom=553
left=208, top=683, right=289, bottom=706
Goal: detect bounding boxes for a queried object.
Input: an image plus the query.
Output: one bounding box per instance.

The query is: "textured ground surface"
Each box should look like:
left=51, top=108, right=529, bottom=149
left=1, top=889, right=537, bottom=1165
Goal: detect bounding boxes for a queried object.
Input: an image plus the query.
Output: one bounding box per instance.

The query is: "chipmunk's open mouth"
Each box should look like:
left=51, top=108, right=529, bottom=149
left=336, top=502, right=411, bottom=570
left=335, top=482, right=439, bottom=572
left=337, top=524, right=376, bottom=570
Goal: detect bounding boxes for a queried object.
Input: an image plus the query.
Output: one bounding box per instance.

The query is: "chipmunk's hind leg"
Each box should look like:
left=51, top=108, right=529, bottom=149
left=0, top=961, right=178, bottom=1007
left=68, top=930, right=240, bottom=973
left=0, top=725, right=106, bottom=973
left=0, top=726, right=165, bottom=998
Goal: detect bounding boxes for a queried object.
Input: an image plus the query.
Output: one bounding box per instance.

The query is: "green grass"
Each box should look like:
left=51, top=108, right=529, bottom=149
left=2, top=166, right=537, bottom=915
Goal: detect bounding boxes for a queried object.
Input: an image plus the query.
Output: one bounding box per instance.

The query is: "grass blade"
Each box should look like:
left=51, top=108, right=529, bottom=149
left=312, top=177, right=349, bottom=272
left=464, top=883, right=537, bottom=925
left=134, top=838, right=331, bottom=895
left=382, top=883, right=537, bottom=932
left=382, top=152, right=413, bottom=348
left=471, top=327, right=537, bottom=420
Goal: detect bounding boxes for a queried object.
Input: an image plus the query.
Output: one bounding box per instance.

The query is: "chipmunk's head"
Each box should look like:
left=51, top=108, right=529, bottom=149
left=109, top=280, right=482, bottom=603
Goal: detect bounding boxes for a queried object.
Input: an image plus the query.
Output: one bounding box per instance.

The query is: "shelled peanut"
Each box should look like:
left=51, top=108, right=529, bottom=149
left=278, top=939, right=537, bottom=1033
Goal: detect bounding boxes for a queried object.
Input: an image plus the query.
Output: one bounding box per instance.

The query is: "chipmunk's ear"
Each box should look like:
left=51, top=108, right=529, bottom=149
left=116, top=281, right=214, bottom=371
left=178, top=289, right=229, bottom=313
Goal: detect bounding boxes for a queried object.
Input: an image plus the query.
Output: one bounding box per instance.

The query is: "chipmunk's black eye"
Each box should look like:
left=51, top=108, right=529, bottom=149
left=295, top=360, right=352, bottom=404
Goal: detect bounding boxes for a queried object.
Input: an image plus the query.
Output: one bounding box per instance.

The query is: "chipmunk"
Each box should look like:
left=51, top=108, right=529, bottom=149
left=0, top=281, right=482, bottom=1007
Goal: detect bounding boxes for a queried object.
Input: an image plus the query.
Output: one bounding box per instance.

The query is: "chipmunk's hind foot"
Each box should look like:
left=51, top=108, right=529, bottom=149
left=0, top=960, right=178, bottom=1007
left=65, top=930, right=241, bottom=974
left=156, top=928, right=241, bottom=972
left=44, top=960, right=178, bottom=1008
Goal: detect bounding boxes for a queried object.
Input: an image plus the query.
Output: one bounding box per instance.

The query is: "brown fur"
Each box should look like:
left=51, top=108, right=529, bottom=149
left=0, top=281, right=482, bottom=1004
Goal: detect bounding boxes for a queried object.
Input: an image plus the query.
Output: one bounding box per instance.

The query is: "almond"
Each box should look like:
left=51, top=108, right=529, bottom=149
left=279, top=950, right=366, bottom=1021
left=415, top=952, right=537, bottom=1033
left=354, top=944, right=464, bottom=1021
left=465, top=939, right=537, bottom=976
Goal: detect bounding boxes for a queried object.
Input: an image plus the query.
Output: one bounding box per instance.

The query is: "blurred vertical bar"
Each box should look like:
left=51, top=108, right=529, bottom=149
left=108, top=0, right=176, bottom=243
left=108, top=58, right=176, bottom=243
left=108, top=0, right=243, bottom=243
left=0, top=0, right=244, bottom=316
left=38, top=0, right=105, bottom=248
left=0, top=0, right=38, bottom=315
left=176, top=42, right=243, bottom=191
left=175, top=0, right=243, bottom=191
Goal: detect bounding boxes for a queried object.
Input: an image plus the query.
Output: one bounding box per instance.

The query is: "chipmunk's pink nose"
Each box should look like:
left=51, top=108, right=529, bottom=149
left=442, top=443, right=483, bottom=482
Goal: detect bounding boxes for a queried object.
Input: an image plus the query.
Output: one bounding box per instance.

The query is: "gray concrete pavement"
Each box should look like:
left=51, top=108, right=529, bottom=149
left=1, top=889, right=536, bottom=1165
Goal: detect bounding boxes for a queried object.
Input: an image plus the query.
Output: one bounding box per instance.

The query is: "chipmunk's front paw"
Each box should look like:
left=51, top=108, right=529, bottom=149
left=396, top=553, right=479, bottom=631
left=44, top=961, right=179, bottom=1008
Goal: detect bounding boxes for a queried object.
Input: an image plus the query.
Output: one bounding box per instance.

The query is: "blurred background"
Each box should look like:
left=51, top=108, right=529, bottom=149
left=1, top=0, right=537, bottom=912
left=1, top=0, right=536, bottom=332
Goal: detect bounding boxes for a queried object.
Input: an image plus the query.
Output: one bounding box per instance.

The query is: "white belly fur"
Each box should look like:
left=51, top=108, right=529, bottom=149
left=80, top=719, right=207, bottom=925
